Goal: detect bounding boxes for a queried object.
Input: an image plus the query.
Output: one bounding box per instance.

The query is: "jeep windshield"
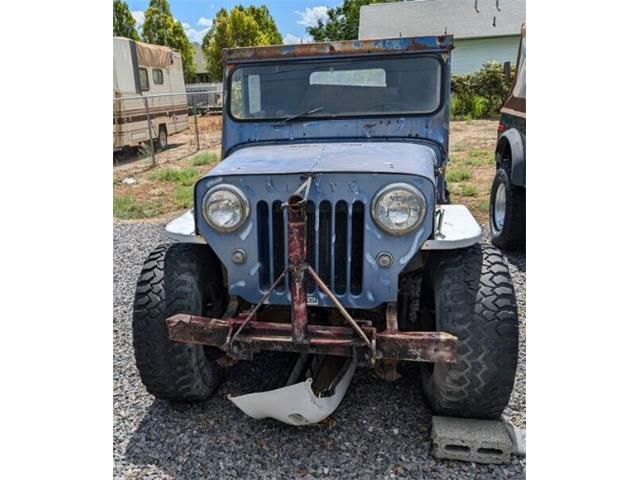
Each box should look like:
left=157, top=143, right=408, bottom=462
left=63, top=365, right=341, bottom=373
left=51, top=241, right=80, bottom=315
left=228, top=55, right=442, bottom=121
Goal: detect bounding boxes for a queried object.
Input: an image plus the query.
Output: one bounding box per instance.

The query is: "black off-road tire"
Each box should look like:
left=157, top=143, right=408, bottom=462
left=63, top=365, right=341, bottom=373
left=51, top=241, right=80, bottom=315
left=490, top=168, right=526, bottom=249
left=420, top=243, right=519, bottom=419
left=132, top=243, right=226, bottom=402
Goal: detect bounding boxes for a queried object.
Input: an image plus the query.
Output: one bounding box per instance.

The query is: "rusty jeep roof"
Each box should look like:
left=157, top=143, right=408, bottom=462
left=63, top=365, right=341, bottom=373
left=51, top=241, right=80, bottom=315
left=222, top=35, right=453, bottom=63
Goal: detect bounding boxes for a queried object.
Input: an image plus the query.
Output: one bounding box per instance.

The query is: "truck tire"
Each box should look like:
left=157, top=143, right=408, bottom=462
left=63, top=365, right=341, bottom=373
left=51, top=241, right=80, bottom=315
left=132, top=243, right=226, bottom=401
left=490, top=168, right=526, bottom=249
left=420, top=243, right=519, bottom=419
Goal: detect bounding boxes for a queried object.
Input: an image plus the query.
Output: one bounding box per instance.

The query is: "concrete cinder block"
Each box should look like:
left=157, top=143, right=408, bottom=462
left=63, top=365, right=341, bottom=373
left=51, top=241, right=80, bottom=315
left=504, top=422, right=526, bottom=457
left=431, top=416, right=513, bottom=464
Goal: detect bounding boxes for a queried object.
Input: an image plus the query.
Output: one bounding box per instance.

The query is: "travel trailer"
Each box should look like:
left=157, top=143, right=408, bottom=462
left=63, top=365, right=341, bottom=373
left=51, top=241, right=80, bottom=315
left=113, top=37, right=189, bottom=151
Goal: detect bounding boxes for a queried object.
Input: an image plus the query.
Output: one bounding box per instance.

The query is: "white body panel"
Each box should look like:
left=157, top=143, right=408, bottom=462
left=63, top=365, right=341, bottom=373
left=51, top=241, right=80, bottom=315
left=422, top=204, right=482, bottom=250
left=228, top=356, right=357, bottom=426
left=165, top=210, right=206, bottom=244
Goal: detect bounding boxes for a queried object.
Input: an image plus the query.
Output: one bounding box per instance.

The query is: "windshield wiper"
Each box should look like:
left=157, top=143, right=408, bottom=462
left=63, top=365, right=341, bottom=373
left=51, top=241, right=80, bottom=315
left=281, top=107, right=324, bottom=123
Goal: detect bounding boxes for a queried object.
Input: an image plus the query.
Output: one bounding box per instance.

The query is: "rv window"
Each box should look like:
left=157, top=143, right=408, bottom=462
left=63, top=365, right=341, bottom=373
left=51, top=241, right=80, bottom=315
left=138, top=68, right=149, bottom=92
left=153, top=69, right=164, bottom=85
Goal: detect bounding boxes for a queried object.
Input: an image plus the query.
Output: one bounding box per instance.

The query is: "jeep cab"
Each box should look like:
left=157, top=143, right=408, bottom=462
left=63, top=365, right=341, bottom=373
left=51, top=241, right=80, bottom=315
left=133, top=36, right=519, bottom=424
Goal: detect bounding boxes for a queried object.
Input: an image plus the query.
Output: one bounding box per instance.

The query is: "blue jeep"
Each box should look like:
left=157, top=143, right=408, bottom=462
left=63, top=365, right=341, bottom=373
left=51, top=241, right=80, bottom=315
left=133, top=36, right=519, bottom=423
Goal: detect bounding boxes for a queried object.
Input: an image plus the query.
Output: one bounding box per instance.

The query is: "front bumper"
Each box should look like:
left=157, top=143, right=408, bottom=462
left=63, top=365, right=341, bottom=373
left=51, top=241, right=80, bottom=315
left=167, top=313, right=457, bottom=364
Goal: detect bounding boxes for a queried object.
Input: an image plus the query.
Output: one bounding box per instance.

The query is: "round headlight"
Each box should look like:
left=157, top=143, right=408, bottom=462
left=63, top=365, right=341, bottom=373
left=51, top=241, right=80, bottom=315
left=202, top=185, right=249, bottom=232
left=371, top=183, right=426, bottom=235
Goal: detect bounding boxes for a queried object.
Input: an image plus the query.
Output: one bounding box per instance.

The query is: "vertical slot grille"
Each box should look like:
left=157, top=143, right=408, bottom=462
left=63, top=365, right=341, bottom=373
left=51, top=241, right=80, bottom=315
left=318, top=201, right=332, bottom=286
left=256, top=198, right=366, bottom=299
left=334, top=201, right=348, bottom=295
left=257, top=201, right=270, bottom=290
left=350, top=201, right=365, bottom=295
left=306, top=201, right=316, bottom=293
left=272, top=200, right=285, bottom=291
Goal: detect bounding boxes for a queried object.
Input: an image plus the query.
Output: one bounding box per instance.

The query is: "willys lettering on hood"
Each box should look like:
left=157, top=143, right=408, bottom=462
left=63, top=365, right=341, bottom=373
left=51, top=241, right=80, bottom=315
left=206, top=142, right=438, bottom=180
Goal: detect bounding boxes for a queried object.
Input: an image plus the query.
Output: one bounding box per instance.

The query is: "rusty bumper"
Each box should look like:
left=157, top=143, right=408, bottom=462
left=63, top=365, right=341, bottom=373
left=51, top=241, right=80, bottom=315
left=166, top=314, right=457, bottom=364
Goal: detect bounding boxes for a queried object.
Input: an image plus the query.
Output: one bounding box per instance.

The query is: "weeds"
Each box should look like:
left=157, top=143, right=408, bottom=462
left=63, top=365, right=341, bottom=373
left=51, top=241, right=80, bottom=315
left=190, top=151, right=219, bottom=167
left=175, top=186, right=194, bottom=209
left=149, top=167, right=200, bottom=186
left=460, top=183, right=478, bottom=197
left=446, top=167, right=471, bottom=183
left=451, top=149, right=494, bottom=167
left=113, top=195, right=160, bottom=219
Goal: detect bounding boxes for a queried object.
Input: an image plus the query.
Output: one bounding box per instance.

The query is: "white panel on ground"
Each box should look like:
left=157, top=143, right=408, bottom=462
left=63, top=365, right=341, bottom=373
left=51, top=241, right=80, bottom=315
left=229, top=356, right=357, bottom=426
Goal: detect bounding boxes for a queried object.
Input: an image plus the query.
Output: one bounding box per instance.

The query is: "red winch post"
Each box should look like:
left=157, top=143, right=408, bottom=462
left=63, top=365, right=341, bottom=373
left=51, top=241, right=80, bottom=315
left=287, top=194, right=308, bottom=343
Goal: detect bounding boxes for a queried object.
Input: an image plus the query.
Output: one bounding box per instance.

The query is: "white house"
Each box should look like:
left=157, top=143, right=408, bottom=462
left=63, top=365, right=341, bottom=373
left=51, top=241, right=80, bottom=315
left=358, top=0, right=525, bottom=74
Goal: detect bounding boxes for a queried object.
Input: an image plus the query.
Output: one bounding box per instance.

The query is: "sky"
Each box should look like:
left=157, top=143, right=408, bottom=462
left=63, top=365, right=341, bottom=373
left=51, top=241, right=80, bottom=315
left=125, top=0, right=343, bottom=45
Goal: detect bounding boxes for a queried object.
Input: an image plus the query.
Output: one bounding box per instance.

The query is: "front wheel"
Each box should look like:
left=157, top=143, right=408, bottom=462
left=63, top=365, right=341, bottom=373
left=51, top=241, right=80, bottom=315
left=132, top=243, right=226, bottom=401
left=489, top=168, right=526, bottom=249
left=420, top=243, right=519, bottom=419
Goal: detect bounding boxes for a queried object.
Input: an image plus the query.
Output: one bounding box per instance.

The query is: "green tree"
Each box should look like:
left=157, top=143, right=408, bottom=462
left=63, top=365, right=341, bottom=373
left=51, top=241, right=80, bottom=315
left=113, top=0, right=140, bottom=40
left=142, top=0, right=196, bottom=82
left=204, top=5, right=282, bottom=81
left=308, top=0, right=398, bottom=41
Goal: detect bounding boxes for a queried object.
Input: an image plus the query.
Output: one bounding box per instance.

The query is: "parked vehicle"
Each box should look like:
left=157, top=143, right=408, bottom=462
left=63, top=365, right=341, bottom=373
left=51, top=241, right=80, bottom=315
left=490, top=24, right=526, bottom=249
left=185, top=83, right=223, bottom=115
left=132, top=36, right=519, bottom=424
left=113, top=37, right=188, bottom=151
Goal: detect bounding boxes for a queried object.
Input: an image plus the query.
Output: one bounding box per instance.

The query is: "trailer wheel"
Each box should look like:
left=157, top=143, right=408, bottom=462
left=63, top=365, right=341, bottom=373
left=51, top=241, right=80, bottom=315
left=132, top=243, right=226, bottom=401
left=420, top=243, right=519, bottom=419
left=156, top=125, right=168, bottom=151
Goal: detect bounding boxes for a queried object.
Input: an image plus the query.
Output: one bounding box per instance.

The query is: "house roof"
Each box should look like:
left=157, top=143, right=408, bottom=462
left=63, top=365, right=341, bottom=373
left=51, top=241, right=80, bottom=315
left=192, top=42, right=207, bottom=74
left=359, top=0, right=525, bottom=40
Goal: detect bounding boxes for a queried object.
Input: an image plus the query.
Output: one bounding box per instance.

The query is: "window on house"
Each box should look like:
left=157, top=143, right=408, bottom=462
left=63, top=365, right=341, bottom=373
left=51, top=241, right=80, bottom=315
left=138, top=68, right=149, bottom=92
left=153, top=69, right=164, bottom=85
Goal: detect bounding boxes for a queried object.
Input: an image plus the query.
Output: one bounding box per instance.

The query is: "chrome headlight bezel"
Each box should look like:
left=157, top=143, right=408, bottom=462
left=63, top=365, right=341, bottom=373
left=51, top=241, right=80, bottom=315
left=201, top=184, right=250, bottom=233
left=371, top=182, right=427, bottom=236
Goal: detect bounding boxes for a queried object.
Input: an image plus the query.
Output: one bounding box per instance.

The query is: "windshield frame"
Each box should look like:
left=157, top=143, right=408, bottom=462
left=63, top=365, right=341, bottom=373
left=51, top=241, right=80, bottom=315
left=225, top=53, right=446, bottom=123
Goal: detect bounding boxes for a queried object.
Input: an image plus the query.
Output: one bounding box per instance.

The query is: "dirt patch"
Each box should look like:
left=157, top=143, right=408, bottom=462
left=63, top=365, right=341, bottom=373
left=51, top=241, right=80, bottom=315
left=448, top=119, right=498, bottom=224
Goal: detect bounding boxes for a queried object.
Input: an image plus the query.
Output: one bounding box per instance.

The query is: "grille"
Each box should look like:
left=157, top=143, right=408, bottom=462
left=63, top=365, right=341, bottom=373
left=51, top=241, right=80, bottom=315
left=256, top=199, right=365, bottom=297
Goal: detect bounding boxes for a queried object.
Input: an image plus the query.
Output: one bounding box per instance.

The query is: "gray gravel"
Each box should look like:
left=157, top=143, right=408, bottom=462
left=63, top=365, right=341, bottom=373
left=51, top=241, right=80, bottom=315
left=114, top=223, right=525, bottom=479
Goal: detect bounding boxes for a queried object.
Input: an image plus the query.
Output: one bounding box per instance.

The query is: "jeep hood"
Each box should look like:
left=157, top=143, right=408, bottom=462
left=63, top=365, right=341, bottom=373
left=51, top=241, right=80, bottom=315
left=206, top=142, right=437, bottom=182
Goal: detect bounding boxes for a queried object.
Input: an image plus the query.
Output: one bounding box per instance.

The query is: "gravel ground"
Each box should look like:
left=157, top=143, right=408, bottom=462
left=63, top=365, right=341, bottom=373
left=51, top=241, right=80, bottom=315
left=114, top=223, right=526, bottom=479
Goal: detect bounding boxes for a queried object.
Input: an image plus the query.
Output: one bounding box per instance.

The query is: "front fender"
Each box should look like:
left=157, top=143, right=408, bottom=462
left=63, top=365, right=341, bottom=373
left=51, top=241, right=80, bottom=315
left=496, top=129, right=526, bottom=187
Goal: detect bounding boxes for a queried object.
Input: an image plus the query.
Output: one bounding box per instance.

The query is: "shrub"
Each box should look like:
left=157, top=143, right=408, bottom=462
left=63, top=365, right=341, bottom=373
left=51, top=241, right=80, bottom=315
left=450, top=62, right=514, bottom=119
left=471, top=95, right=490, bottom=118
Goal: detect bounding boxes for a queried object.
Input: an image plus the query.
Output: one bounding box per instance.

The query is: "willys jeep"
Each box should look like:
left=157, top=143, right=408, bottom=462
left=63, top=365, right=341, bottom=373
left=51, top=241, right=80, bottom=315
left=132, top=36, right=519, bottom=425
